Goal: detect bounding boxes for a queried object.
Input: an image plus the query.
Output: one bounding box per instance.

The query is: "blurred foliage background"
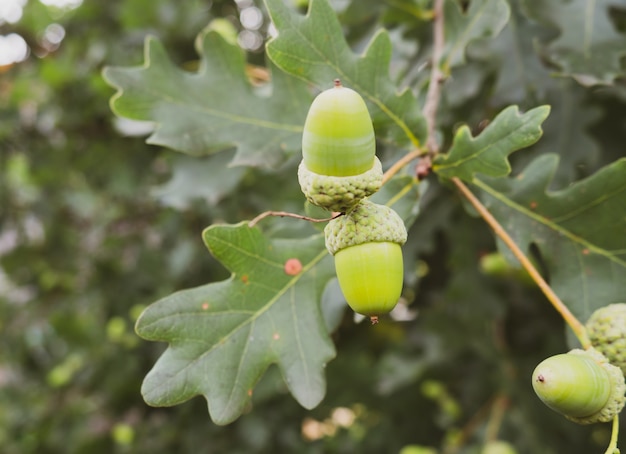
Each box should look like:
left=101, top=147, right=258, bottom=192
left=1, top=0, right=625, bottom=453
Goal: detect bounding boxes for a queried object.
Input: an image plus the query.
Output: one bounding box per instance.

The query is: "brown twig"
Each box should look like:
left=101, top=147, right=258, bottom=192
left=452, top=177, right=590, bottom=348
left=422, top=0, right=445, bottom=156
left=247, top=210, right=342, bottom=228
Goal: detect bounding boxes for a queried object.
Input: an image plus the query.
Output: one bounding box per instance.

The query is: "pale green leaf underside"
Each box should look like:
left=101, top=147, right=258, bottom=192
left=103, top=26, right=311, bottom=168
left=477, top=155, right=626, bottom=323
left=433, top=105, right=550, bottom=181
left=264, top=0, right=427, bottom=147
left=136, top=224, right=336, bottom=425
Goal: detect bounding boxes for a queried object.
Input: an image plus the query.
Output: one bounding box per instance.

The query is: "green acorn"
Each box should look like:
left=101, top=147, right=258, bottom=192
left=324, top=199, right=407, bottom=323
left=586, top=303, right=626, bottom=375
left=298, top=79, right=382, bottom=212
left=531, top=348, right=625, bottom=424
left=481, top=441, right=518, bottom=454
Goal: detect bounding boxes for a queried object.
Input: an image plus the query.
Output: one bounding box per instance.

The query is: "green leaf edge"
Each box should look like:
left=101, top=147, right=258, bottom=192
left=135, top=221, right=336, bottom=424
left=432, top=104, right=551, bottom=180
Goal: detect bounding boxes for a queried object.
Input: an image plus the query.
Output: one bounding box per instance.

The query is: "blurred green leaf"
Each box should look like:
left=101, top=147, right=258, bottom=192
left=510, top=81, right=601, bottom=186
left=264, top=0, right=427, bottom=146
left=103, top=26, right=312, bottom=168
left=524, top=0, right=626, bottom=85
left=471, top=0, right=550, bottom=105
left=443, top=0, right=510, bottom=69
left=151, top=151, right=247, bottom=209
left=433, top=105, right=550, bottom=181
left=370, top=175, right=422, bottom=226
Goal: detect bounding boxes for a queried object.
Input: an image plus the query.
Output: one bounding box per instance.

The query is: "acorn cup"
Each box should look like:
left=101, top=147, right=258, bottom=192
left=586, top=303, right=626, bottom=375
left=531, top=348, right=626, bottom=424
left=298, top=79, right=383, bottom=213
left=324, top=199, right=407, bottom=323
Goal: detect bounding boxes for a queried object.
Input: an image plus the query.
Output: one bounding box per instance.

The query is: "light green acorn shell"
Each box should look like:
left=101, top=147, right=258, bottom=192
left=531, top=348, right=625, bottom=424
left=586, top=303, right=626, bottom=375
left=302, top=80, right=375, bottom=177
left=334, top=241, right=404, bottom=319
left=324, top=199, right=407, bottom=322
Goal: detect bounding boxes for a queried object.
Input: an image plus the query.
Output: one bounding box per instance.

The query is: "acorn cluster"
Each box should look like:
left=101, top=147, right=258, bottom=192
left=298, top=79, right=407, bottom=323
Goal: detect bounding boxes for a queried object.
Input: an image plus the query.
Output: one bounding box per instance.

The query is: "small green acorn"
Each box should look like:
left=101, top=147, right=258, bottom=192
left=481, top=441, right=518, bottom=454
left=298, top=79, right=382, bottom=212
left=586, top=303, right=626, bottom=375
left=324, top=199, right=407, bottom=323
left=531, top=348, right=625, bottom=424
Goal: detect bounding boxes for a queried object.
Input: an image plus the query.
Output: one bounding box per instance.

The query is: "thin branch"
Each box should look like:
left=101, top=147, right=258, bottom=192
left=422, top=0, right=446, bottom=155
left=452, top=177, right=591, bottom=349
left=381, top=148, right=424, bottom=184
left=248, top=210, right=342, bottom=228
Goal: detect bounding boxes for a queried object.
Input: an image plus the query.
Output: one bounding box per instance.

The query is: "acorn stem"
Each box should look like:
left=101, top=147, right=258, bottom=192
left=247, top=210, right=342, bottom=228
left=452, top=177, right=591, bottom=349
left=605, top=415, right=620, bottom=454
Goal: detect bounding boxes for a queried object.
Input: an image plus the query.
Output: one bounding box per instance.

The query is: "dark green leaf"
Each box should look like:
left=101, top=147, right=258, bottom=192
left=524, top=0, right=626, bottom=85
left=433, top=105, right=550, bottom=181
left=477, top=155, right=626, bottom=322
left=136, top=223, right=335, bottom=425
left=264, top=0, right=427, bottom=147
left=103, top=26, right=311, bottom=168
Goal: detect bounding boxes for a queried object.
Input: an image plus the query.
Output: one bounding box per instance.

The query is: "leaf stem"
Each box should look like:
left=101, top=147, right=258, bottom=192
left=248, top=210, right=342, bottom=228
left=381, top=148, right=424, bottom=184
left=452, top=177, right=591, bottom=349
